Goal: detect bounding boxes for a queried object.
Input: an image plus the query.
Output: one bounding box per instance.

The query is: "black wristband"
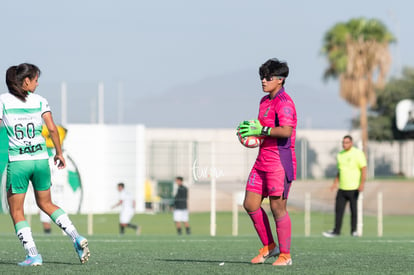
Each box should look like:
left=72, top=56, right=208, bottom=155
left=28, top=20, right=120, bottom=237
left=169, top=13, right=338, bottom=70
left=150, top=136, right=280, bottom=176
left=261, top=126, right=271, bottom=136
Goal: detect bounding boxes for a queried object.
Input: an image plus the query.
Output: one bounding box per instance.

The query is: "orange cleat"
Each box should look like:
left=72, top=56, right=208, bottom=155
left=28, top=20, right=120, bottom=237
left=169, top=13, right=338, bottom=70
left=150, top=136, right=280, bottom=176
left=272, top=253, right=292, bottom=266
left=250, top=243, right=280, bottom=264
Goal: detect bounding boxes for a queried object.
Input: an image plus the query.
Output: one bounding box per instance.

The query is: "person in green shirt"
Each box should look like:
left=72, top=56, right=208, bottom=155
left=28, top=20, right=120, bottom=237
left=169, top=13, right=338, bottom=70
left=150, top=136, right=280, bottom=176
left=323, top=135, right=367, bottom=237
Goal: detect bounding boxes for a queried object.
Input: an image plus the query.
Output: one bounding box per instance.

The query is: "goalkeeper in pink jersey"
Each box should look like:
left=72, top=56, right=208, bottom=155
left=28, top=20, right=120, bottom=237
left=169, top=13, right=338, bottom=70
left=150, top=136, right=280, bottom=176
left=238, top=58, right=297, bottom=266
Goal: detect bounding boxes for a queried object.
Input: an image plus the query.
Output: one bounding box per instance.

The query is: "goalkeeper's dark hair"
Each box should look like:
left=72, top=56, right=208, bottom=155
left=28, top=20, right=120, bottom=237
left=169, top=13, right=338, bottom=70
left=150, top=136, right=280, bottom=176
left=259, top=58, right=289, bottom=85
left=6, top=63, right=41, bottom=102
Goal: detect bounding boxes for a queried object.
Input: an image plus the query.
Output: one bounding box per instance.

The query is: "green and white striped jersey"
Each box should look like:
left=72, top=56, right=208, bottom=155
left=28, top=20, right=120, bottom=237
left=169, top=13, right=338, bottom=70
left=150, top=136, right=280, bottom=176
left=0, top=92, right=50, bottom=161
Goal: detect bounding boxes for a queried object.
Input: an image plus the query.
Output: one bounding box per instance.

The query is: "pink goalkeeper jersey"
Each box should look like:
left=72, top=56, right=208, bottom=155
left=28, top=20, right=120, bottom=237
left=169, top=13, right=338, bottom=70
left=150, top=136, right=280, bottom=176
left=253, top=87, right=297, bottom=181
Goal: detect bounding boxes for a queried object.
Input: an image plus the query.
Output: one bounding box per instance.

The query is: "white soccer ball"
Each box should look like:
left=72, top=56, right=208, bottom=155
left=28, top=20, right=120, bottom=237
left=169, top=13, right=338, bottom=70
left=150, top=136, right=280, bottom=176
left=236, top=128, right=263, bottom=148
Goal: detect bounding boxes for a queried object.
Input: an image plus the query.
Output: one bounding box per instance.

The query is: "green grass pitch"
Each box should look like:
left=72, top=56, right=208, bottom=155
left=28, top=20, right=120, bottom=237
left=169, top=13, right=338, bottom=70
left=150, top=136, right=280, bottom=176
left=0, top=211, right=412, bottom=274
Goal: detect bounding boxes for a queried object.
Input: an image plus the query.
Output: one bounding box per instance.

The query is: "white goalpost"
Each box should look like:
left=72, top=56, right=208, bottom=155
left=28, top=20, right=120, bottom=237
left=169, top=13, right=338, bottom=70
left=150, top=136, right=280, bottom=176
left=377, top=192, right=383, bottom=237
left=232, top=191, right=245, bottom=236
left=88, top=213, right=93, bottom=235
left=231, top=191, right=384, bottom=237
left=357, top=192, right=364, bottom=236
left=210, top=142, right=216, bottom=236
left=304, top=192, right=311, bottom=237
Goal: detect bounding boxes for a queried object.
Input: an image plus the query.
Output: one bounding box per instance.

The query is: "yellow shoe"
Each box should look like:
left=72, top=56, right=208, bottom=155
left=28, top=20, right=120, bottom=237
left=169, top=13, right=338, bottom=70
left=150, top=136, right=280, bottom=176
left=272, top=253, right=292, bottom=266
left=250, top=243, right=280, bottom=264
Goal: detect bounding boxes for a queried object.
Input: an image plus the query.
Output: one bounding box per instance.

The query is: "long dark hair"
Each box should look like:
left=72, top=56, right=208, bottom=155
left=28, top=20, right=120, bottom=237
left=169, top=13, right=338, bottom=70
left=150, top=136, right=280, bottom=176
left=6, top=63, right=41, bottom=101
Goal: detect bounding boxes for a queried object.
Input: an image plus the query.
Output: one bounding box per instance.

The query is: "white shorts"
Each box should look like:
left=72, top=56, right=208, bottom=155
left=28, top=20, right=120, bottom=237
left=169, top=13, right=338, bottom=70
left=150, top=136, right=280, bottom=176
left=40, top=210, right=51, bottom=223
left=120, top=209, right=134, bottom=224
left=173, top=209, right=189, bottom=222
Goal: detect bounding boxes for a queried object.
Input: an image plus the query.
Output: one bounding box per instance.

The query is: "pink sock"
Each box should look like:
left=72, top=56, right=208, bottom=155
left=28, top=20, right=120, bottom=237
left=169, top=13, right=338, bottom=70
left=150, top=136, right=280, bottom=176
left=276, top=213, right=291, bottom=253
left=248, top=208, right=274, bottom=246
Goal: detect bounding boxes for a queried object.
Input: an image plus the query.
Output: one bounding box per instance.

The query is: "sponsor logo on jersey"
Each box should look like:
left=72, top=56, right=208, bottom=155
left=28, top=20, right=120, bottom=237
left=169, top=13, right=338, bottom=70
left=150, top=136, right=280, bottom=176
left=19, top=144, right=43, bottom=154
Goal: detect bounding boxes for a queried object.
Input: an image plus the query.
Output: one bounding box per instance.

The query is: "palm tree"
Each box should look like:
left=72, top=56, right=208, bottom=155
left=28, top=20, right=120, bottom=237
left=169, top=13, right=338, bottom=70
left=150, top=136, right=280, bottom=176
left=321, top=17, right=395, bottom=156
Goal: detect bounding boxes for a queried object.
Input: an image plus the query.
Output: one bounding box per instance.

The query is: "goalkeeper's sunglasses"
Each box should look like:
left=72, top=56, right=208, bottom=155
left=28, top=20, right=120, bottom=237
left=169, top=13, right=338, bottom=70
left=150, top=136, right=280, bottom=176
left=260, top=75, right=284, bottom=81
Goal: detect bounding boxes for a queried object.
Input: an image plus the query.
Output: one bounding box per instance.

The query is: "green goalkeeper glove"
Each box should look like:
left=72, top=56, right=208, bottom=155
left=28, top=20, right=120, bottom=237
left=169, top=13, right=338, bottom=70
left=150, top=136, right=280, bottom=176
left=239, top=119, right=271, bottom=138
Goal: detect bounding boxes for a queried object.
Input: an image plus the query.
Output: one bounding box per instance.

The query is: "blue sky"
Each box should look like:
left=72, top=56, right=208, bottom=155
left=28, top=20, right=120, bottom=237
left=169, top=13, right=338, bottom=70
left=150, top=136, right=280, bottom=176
left=0, top=1, right=411, bottom=129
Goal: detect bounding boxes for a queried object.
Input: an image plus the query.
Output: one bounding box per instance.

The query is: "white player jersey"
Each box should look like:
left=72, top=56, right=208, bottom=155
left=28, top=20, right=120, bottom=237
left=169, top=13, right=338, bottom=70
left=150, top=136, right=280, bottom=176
left=0, top=92, right=50, bottom=161
left=119, top=189, right=135, bottom=212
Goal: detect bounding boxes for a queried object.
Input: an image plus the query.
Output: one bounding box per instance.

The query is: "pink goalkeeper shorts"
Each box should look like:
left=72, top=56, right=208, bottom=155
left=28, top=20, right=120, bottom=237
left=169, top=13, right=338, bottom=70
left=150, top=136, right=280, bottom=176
left=246, top=166, right=291, bottom=198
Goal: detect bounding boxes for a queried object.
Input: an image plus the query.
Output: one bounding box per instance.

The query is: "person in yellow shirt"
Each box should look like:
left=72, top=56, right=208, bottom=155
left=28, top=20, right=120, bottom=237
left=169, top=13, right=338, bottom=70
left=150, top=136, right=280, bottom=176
left=323, top=135, right=367, bottom=237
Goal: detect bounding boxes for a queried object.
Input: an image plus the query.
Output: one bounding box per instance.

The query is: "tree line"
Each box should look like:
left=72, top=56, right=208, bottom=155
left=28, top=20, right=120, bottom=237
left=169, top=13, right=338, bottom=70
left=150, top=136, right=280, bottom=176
left=321, top=17, right=414, bottom=150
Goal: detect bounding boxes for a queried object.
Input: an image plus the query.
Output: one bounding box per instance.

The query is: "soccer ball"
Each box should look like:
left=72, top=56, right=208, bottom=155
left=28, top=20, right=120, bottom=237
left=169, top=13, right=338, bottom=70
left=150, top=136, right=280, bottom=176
left=236, top=128, right=263, bottom=148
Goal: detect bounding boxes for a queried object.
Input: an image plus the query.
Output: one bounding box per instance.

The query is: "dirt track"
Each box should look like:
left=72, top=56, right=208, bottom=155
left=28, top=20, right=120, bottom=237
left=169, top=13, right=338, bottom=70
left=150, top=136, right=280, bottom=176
left=188, top=180, right=414, bottom=215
